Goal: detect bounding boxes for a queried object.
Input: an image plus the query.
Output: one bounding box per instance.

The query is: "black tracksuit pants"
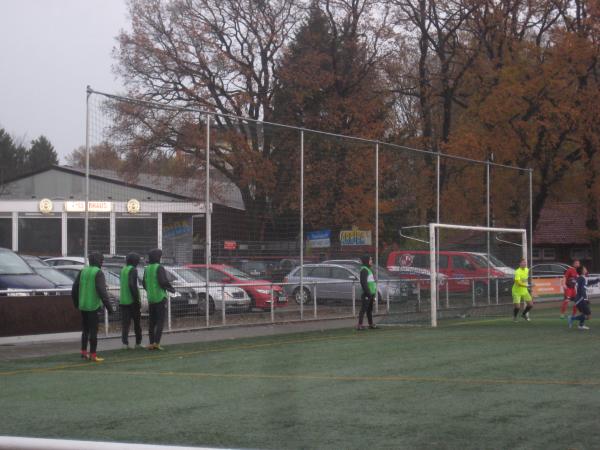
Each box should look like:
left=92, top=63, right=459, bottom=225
left=358, top=293, right=374, bottom=326
left=121, top=303, right=142, bottom=345
left=148, top=299, right=166, bottom=345
left=81, top=310, right=100, bottom=353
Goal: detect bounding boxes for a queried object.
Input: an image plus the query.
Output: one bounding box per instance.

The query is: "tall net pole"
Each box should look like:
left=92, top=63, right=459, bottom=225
left=84, top=86, right=91, bottom=264
left=375, top=142, right=380, bottom=312
left=205, top=114, right=211, bottom=327
left=300, top=130, right=304, bottom=320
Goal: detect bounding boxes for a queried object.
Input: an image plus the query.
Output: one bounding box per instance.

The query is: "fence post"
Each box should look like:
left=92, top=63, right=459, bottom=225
left=386, top=286, right=390, bottom=313
left=472, top=279, right=476, bottom=306
left=271, top=286, right=275, bottom=323
left=445, top=281, right=449, bottom=309
left=313, top=284, right=317, bottom=318
left=496, top=278, right=499, bottom=305
left=352, top=281, right=356, bottom=317
left=167, top=296, right=172, bottom=331
left=221, top=285, right=226, bottom=325
left=104, top=307, right=109, bottom=337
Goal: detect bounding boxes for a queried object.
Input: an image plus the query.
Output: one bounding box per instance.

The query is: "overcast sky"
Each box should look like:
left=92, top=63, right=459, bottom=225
left=0, top=0, right=129, bottom=161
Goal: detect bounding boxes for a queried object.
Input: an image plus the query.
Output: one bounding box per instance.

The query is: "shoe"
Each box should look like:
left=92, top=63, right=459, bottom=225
left=356, top=325, right=366, bottom=331
left=146, top=344, right=156, bottom=350
left=568, top=315, right=573, bottom=328
left=522, top=313, right=530, bottom=322
left=122, top=344, right=131, bottom=350
left=90, top=354, right=104, bottom=362
left=368, top=324, right=378, bottom=329
left=135, top=344, right=144, bottom=349
left=80, top=351, right=89, bottom=360
left=578, top=325, right=590, bottom=330
left=154, top=344, right=165, bottom=351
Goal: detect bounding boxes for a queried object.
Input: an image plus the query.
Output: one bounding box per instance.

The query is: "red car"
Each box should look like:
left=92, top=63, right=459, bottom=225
left=187, top=264, right=288, bottom=310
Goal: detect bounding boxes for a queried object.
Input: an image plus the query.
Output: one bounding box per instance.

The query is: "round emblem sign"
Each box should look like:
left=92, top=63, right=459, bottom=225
left=39, top=198, right=53, bottom=214
left=127, top=198, right=141, bottom=214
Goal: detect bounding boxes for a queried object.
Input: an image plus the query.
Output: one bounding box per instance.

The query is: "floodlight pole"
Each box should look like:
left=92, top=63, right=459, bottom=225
left=375, top=143, right=380, bottom=312
left=300, top=130, right=304, bottom=320
left=528, top=169, right=533, bottom=267
left=84, top=86, right=91, bottom=264
left=205, top=114, right=211, bottom=328
left=486, top=161, right=491, bottom=304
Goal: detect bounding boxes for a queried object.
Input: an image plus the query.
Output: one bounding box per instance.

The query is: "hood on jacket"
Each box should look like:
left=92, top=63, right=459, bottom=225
left=88, top=252, right=104, bottom=268
left=360, top=254, right=371, bottom=267
left=126, top=252, right=141, bottom=267
left=148, top=248, right=162, bottom=264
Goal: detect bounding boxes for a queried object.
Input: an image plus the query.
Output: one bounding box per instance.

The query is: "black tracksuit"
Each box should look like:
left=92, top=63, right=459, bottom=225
left=71, top=254, right=112, bottom=354
left=358, top=266, right=375, bottom=327
left=142, top=249, right=175, bottom=345
left=121, top=256, right=142, bottom=346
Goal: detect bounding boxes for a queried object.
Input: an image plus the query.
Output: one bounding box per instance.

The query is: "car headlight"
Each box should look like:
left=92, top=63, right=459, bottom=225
left=256, top=289, right=273, bottom=295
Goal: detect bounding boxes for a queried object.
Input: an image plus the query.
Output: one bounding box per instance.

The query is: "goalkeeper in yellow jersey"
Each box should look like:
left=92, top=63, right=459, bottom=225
left=512, top=258, right=533, bottom=322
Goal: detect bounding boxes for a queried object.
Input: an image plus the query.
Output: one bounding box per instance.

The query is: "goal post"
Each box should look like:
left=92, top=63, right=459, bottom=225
left=428, top=223, right=527, bottom=327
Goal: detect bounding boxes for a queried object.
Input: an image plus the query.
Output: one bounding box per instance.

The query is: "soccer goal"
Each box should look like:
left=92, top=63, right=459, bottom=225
left=384, top=223, right=527, bottom=327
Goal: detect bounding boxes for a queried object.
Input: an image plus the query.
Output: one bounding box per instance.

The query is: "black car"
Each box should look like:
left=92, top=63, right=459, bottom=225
left=0, top=248, right=56, bottom=295
left=531, top=263, right=571, bottom=277
left=21, top=255, right=73, bottom=290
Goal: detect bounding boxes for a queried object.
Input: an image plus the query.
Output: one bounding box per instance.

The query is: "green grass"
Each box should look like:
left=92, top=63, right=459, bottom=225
left=1, top=308, right=599, bottom=450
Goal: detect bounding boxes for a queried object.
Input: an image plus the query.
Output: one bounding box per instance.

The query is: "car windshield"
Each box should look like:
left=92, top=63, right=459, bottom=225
left=173, top=267, right=205, bottom=283
left=0, top=251, right=35, bottom=275
left=22, top=256, right=49, bottom=268
left=472, top=253, right=509, bottom=268
left=35, top=268, right=74, bottom=285
left=222, top=266, right=254, bottom=280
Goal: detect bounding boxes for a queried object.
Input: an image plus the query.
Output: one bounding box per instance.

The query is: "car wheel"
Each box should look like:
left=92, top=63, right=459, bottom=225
left=198, top=295, right=216, bottom=315
left=293, top=287, right=312, bottom=305
left=247, top=295, right=255, bottom=312
left=474, top=282, right=487, bottom=298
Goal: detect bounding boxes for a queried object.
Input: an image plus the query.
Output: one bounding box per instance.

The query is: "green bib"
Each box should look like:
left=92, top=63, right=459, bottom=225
left=78, top=266, right=102, bottom=311
left=120, top=265, right=134, bottom=305
left=361, top=266, right=377, bottom=295
left=144, top=263, right=167, bottom=303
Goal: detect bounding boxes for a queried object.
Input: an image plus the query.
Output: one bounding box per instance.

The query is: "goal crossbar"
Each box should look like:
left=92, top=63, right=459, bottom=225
left=428, top=223, right=528, bottom=327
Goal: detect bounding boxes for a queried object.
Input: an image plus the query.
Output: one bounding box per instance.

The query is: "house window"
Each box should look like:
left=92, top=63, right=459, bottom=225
left=0, top=218, right=11, bottom=249
left=542, top=248, right=556, bottom=261
left=570, top=247, right=591, bottom=260
left=532, top=248, right=541, bottom=261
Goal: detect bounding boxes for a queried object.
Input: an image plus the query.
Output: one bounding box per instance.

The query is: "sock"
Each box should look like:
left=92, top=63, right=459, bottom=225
left=572, top=314, right=585, bottom=324
left=513, top=307, right=520, bottom=318
left=560, top=300, right=569, bottom=314
left=90, top=353, right=97, bottom=358
left=523, top=305, right=532, bottom=316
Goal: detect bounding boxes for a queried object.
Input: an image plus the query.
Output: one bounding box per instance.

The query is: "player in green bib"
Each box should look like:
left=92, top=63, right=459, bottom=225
left=71, top=252, right=114, bottom=362
left=120, top=252, right=142, bottom=349
left=512, top=257, right=533, bottom=322
left=357, top=254, right=378, bottom=330
left=142, top=248, right=175, bottom=350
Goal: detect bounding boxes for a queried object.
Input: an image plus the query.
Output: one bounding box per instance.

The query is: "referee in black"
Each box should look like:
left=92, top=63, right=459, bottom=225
left=357, top=254, right=378, bottom=330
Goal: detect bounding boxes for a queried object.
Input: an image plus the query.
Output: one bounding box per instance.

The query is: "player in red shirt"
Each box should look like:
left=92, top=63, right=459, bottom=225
left=560, top=259, right=580, bottom=319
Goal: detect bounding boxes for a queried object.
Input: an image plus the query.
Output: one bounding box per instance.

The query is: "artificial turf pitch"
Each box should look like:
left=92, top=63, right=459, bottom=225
left=1, top=308, right=599, bottom=450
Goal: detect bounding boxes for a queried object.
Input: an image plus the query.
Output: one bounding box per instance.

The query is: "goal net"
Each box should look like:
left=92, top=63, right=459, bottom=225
left=382, top=223, right=527, bottom=327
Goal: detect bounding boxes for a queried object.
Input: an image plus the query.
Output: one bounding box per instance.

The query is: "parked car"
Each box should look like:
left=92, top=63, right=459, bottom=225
left=283, top=263, right=404, bottom=304
left=469, top=253, right=515, bottom=276
left=386, top=250, right=512, bottom=296
left=322, top=259, right=420, bottom=298
left=20, top=255, right=73, bottom=289
left=187, top=264, right=288, bottom=310
left=0, top=247, right=57, bottom=295
left=531, top=263, right=571, bottom=277
left=227, top=259, right=274, bottom=280
left=167, top=266, right=251, bottom=313
left=101, top=263, right=198, bottom=316
left=44, top=256, right=86, bottom=266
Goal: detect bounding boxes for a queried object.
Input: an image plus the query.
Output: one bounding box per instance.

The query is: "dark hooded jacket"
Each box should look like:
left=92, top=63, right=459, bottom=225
left=143, top=249, right=175, bottom=295
left=125, top=252, right=141, bottom=305
left=71, top=252, right=112, bottom=312
left=359, top=254, right=374, bottom=298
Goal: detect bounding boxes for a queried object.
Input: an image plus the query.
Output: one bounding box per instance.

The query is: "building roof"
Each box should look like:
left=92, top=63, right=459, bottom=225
left=0, top=165, right=245, bottom=210
left=533, top=202, right=589, bottom=245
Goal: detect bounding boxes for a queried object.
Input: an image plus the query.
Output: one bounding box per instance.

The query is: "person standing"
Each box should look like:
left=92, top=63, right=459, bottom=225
left=120, top=252, right=143, bottom=349
left=357, top=254, right=378, bottom=330
left=143, top=249, right=175, bottom=350
left=71, top=252, right=113, bottom=362
left=568, top=266, right=599, bottom=330
left=560, top=259, right=580, bottom=319
left=512, top=257, right=533, bottom=322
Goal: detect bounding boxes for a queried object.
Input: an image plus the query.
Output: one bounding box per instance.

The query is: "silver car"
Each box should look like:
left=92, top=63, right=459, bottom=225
left=283, top=263, right=404, bottom=304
